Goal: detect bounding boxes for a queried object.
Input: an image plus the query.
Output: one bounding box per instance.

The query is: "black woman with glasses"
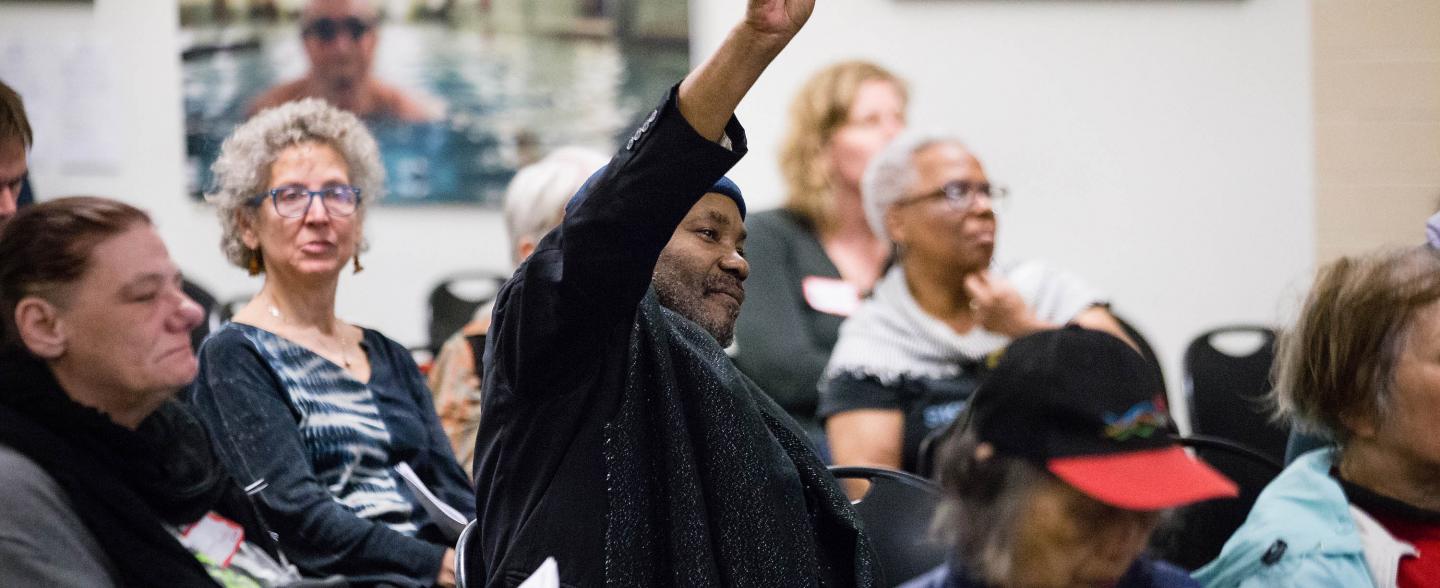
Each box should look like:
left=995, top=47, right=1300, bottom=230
left=190, top=98, right=472, bottom=587
left=249, top=0, right=439, bottom=122
left=818, top=131, right=1134, bottom=483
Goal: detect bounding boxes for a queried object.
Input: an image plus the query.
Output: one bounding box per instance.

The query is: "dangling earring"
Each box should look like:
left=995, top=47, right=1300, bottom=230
left=352, top=254, right=364, bottom=274
left=247, top=250, right=263, bottom=276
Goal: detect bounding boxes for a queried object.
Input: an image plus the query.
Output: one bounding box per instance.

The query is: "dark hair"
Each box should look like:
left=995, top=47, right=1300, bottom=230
left=1272, top=246, right=1440, bottom=445
left=0, top=79, right=32, bottom=148
left=0, top=197, right=152, bottom=350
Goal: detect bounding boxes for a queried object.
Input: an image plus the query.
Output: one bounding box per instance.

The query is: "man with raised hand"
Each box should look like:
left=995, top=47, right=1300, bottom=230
left=471, top=1, right=876, bottom=586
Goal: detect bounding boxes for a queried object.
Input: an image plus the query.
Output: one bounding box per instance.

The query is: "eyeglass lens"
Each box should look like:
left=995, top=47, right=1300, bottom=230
left=304, top=17, right=370, bottom=42
left=943, top=181, right=993, bottom=199
left=272, top=186, right=359, bottom=218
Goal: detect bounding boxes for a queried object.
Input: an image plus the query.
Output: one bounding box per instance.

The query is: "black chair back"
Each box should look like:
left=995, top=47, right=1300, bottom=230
left=428, top=272, right=507, bottom=354
left=1163, top=326, right=1284, bottom=569
left=1112, top=312, right=1166, bottom=391
left=829, top=466, right=947, bottom=586
left=1150, top=433, right=1283, bottom=570
left=182, top=278, right=221, bottom=353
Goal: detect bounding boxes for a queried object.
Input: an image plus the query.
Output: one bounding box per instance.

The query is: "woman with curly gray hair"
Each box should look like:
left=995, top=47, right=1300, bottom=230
left=187, top=98, right=473, bottom=587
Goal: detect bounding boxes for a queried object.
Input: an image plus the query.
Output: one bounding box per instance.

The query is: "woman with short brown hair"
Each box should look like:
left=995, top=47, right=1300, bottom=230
left=0, top=197, right=306, bottom=587
left=1198, top=246, right=1440, bottom=587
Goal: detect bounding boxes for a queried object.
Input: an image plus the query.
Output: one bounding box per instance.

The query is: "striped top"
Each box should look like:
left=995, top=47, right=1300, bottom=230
left=232, top=324, right=422, bottom=535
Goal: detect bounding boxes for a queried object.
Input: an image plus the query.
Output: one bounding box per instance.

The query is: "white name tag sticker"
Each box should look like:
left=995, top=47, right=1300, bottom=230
left=180, top=512, right=245, bottom=568
left=803, top=276, right=861, bottom=317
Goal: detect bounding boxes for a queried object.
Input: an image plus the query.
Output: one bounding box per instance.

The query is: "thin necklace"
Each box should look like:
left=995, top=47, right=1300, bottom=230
left=268, top=305, right=352, bottom=368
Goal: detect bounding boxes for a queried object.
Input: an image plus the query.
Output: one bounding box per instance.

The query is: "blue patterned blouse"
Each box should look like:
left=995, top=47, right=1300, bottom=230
left=188, top=322, right=474, bottom=586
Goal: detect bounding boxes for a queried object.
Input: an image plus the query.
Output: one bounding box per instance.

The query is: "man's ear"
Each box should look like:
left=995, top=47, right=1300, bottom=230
left=14, top=297, right=66, bottom=360
left=515, top=237, right=539, bottom=264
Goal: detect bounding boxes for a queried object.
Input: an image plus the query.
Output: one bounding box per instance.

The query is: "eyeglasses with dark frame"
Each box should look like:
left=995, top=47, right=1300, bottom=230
left=248, top=185, right=362, bottom=219
left=302, top=17, right=373, bottom=43
left=893, top=180, right=1008, bottom=212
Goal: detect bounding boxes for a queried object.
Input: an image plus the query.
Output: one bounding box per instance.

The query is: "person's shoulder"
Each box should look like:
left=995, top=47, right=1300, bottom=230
left=1193, top=451, right=1367, bottom=587
left=359, top=326, right=404, bottom=352
left=0, top=445, right=77, bottom=525
left=747, top=208, right=813, bottom=238
left=197, top=323, right=263, bottom=359
left=0, top=445, right=117, bottom=586
left=358, top=327, right=423, bottom=368
left=996, top=258, right=1066, bottom=284
left=248, top=79, right=307, bottom=114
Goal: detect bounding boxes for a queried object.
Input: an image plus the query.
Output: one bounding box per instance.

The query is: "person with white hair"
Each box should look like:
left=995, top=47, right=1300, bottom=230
left=427, top=146, right=607, bottom=476
left=819, top=132, right=1131, bottom=477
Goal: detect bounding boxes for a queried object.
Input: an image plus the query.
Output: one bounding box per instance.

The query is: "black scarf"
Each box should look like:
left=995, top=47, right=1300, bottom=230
left=601, top=292, right=877, bottom=587
left=0, top=350, right=225, bottom=587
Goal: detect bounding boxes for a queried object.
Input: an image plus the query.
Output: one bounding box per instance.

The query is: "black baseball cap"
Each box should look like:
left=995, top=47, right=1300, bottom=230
left=970, top=326, right=1237, bottom=510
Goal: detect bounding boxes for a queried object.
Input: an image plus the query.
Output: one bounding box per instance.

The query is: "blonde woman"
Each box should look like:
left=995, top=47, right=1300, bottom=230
left=732, top=61, right=907, bottom=442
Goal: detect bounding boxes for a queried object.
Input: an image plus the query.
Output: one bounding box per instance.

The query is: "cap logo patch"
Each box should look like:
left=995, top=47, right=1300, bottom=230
left=1102, top=395, right=1170, bottom=441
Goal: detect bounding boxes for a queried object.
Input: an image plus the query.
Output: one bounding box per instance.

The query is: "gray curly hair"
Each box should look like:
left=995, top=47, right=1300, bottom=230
left=861, top=130, right=968, bottom=242
left=207, top=98, right=385, bottom=271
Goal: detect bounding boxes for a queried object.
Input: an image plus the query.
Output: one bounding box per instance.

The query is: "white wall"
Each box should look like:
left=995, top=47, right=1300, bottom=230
left=693, top=0, right=1315, bottom=427
left=1, top=0, right=1315, bottom=429
left=1, top=0, right=513, bottom=354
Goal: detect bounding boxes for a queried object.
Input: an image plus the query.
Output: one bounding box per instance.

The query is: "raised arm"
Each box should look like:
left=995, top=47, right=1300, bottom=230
left=507, top=0, right=817, bottom=342
left=678, top=0, right=814, bottom=141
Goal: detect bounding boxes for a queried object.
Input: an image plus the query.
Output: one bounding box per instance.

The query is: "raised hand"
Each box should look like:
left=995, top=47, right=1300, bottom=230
left=676, top=0, right=816, bottom=141
left=744, top=0, right=815, bottom=39
left=963, top=270, right=1043, bottom=338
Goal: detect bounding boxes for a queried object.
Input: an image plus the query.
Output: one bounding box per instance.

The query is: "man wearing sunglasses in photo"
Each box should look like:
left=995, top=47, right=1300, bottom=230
left=249, top=0, right=440, bottom=122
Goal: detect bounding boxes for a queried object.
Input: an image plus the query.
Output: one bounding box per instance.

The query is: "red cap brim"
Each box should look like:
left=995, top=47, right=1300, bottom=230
left=1047, top=446, right=1239, bottom=511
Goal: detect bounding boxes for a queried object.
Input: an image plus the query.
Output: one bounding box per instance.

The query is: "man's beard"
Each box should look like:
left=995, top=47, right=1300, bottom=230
left=653, top=265, right=743, bottom=347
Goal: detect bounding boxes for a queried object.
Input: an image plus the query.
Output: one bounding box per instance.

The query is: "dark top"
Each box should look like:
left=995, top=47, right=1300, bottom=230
left=472, top=87, right=873, bottom=587
left=821, top=372, right=979, bottom=473
left=899, top=557, right=1199, bottom=588
left=732, top=209, right=849, bottom=431
left=188, top=324, right=474, bottom=587
left=0, top=351, right=283, bottom=588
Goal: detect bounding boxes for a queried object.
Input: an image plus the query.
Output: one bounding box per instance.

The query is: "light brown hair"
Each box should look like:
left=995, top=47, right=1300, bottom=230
left=778, top=61, right=906, bottom=233
left=0, top=79, right=33, bottom=148
left=1272, top=247, right=1440, bottom=445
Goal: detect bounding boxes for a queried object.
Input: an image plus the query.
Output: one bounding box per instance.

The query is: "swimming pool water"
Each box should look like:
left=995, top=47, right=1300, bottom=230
left=183, top=22, right=689, bottom=206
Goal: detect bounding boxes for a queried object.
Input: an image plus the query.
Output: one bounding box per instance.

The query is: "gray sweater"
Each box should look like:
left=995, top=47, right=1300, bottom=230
left=0, top=444, right=117, bottom=586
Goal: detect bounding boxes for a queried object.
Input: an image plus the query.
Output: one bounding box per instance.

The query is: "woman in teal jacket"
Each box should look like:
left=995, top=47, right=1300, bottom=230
left=1196, top=244, right=1440, bottom=588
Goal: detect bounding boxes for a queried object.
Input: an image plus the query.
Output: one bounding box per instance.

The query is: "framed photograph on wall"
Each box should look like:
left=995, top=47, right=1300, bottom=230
left=179, top=0, right=689, bottom=206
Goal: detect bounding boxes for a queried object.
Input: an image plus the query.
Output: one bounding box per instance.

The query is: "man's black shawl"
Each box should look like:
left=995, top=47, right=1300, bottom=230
left=603, top=294, right=874, bottom=586
left=470, top=87, right=875, bottom=587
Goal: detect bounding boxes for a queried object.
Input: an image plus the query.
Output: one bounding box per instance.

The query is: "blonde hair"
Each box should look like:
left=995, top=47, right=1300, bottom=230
left=778, top=61, right=906, bottom=233
left=1272, top=247, right=1440, bottom=445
